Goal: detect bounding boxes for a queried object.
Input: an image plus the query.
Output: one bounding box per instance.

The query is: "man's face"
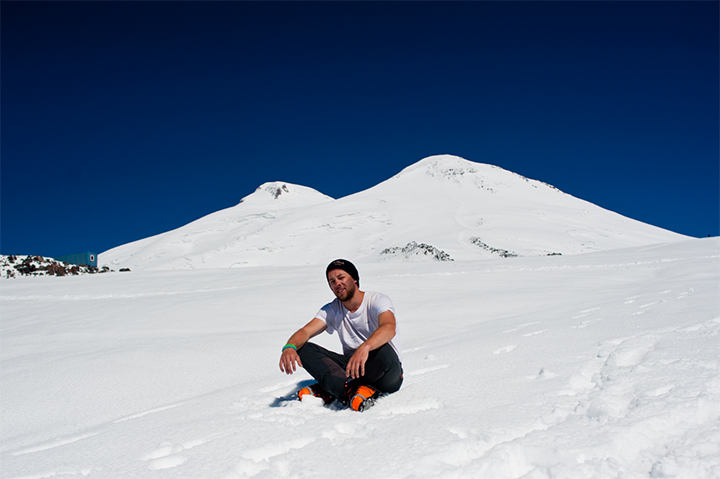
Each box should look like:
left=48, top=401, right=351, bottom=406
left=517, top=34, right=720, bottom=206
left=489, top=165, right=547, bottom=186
left=327, top=268, right=357, bottom=301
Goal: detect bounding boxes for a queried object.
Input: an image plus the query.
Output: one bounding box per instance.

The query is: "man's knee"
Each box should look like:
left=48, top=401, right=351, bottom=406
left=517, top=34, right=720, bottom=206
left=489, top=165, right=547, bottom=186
left=297, top=341, right=317, bottom=358
left=369, top=343, right=400, bottom=369
left=297, top=342, right=329, bottom=363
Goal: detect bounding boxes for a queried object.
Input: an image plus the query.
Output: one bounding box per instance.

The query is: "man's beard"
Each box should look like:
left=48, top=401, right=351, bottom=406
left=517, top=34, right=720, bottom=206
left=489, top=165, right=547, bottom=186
left=335, top=284, right=356, bottom=302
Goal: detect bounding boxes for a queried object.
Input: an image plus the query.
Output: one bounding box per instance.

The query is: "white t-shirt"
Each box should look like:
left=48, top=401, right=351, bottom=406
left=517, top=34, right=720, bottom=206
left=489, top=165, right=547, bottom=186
left=315, top=291, right=401, bottom=361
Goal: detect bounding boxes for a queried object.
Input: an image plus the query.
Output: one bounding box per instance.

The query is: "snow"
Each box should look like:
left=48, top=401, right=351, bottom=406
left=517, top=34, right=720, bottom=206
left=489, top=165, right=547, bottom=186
left=1, top=155, right=715, bottom=477
left=99, top=155, right=689, bottom=271
left=1, top=236, right=718, bottom=478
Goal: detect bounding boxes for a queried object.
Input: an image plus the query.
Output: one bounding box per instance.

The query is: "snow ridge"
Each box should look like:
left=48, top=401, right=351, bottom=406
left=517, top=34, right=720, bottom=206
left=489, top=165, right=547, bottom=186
left=100, top=155, right=688, bottom=271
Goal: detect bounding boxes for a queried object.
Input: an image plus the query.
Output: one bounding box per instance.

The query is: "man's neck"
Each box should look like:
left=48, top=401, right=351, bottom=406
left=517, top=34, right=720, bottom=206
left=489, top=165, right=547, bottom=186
left=343, top=290, right=365, bottom=313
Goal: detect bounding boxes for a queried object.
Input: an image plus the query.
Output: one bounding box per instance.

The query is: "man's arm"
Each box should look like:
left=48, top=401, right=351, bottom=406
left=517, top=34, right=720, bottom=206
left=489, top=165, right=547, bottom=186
left=279, top=318, right=327, bottom=375
left=346, top=310, right=396, bottom=379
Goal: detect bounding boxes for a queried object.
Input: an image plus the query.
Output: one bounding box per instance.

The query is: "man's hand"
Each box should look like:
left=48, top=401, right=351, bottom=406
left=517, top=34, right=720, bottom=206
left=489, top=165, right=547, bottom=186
left=345, top=311, right=396, bottom=379
left=278, top=318, right=327, bottom=375
left=346, top=344, right=370, bottom=379
left=279, top=347, right=302, bottom=375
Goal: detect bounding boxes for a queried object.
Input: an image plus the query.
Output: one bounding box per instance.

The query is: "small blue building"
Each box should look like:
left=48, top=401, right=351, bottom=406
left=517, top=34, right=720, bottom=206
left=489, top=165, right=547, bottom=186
left=55, top=252, right=97, bottom=267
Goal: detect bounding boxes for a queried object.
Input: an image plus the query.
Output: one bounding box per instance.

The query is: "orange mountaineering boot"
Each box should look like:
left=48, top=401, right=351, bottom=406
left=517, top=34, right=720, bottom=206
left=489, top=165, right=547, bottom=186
left=350, top=385, right=380, bottom=412
left=297, top=383, right=334, bottom=405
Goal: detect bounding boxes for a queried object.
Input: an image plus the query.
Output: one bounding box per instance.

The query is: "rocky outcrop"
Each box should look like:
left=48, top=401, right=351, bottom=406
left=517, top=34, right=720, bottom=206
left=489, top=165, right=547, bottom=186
left=1, top=255, right=110, bottom=279
left=380, top=242, right=453, bottom=262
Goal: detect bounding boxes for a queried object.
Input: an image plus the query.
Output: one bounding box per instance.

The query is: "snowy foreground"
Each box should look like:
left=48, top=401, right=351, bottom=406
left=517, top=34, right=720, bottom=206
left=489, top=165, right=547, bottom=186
left=1, top=238, right=719, bottom=479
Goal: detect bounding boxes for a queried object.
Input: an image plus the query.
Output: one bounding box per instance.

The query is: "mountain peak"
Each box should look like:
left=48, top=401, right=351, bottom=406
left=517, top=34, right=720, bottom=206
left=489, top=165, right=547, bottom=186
left=100, top=155, right=688, bottom=270
left=394, top=154, right=480, bottom=178
left=238, top=182, right=334, bottom=209
left=389, top=155, right=556, bottom=195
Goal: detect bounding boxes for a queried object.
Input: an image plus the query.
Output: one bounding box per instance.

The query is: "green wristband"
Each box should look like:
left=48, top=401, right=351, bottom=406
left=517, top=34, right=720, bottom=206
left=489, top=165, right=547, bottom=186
left=282, top=344, right=297, bottom=352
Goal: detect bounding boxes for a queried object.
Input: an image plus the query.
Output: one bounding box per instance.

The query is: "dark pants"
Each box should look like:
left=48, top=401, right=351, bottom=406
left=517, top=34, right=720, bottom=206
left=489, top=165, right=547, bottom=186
left=298, top=342, right=403, bottom=402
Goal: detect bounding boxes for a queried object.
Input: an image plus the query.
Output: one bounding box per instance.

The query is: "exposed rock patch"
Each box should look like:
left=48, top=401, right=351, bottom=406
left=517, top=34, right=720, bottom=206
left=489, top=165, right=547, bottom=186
left=469, top=237, right=519, bottom=258
left=380, top=242, right=453, bottom=262
left=1, top=255, right=112, bottom=279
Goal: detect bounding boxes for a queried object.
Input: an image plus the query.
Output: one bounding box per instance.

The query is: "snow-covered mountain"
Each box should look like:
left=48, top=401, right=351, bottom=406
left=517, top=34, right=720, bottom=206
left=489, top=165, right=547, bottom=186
left=2, top=158, right=716, bottom=479
left=100, top=155, right=688, bottom=270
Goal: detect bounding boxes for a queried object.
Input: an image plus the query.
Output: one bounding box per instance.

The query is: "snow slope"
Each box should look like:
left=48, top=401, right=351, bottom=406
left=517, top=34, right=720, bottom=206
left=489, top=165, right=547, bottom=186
left=1, top=237, right=718, bottom=478
left=99, top=155, right=689, bottom=271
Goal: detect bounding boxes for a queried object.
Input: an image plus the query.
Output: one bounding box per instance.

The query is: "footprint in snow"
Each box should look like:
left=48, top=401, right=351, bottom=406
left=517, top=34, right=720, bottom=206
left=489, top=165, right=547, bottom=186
left=141, top=441, right=188, bottom=470
left=632, top=301, right=660, bottom=316
left=624, top=296, right=639, bottom=304
left=677, top=288, right=694, bottom=300
left=240, top=437, right=316, bottom=463
left=523, top=329, right=548, bottom=337
left=140, top=436, right=220, bottom=471
left=572, top=317, right=604, bottom=329
left=503, top=321, right=540, bottom=333
left=493, top=344, right=517, bottom=355
left=572, top=307, right=600, bottom=320
left=402, top=346, right=428, bottom=353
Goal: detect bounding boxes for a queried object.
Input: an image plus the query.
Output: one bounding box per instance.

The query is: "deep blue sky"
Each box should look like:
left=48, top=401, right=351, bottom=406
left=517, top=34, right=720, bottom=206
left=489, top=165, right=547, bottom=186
left=2, top=1, right=718, bottom=257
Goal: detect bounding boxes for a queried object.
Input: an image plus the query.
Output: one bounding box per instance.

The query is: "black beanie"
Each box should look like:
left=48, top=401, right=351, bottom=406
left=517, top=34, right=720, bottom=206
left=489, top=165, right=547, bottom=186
left=326, top=259, right=360, bottom=287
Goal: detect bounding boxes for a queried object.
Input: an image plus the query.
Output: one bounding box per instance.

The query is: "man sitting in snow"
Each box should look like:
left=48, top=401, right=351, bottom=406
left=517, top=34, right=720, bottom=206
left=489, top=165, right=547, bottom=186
left=279, top=259, right=403, bottom=411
